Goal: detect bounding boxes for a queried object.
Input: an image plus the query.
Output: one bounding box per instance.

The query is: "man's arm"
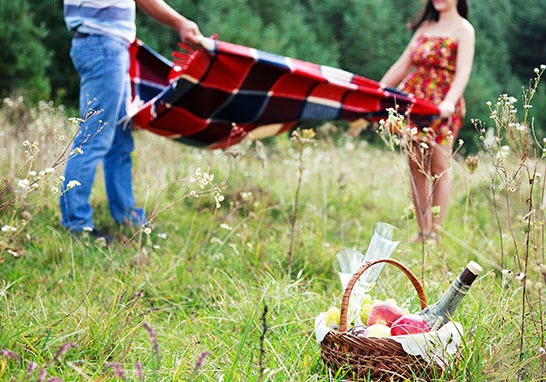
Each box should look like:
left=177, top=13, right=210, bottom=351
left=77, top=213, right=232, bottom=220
left=135, top=0, right=203, bottom=47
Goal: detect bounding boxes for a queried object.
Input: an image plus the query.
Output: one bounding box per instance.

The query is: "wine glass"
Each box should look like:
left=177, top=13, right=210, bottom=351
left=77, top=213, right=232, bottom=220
left=335, top=222, right=400, bottom=326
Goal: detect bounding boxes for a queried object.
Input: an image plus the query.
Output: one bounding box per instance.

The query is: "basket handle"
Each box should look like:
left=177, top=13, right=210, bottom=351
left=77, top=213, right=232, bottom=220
left=338, top=258, right=428, bottom=333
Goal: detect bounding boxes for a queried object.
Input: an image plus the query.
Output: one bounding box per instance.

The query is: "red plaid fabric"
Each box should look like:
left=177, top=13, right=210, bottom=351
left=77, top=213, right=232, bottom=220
left=129, top=38, right=439, bottom=149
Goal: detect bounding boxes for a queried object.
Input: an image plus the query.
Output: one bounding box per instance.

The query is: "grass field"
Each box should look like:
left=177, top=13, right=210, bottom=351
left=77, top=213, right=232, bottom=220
left=1, top=75, right=545, bottom=382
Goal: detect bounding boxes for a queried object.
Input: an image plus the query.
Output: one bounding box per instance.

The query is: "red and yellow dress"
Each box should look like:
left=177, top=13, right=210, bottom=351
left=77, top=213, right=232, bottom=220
left=400, top=35, right=464, bottom=145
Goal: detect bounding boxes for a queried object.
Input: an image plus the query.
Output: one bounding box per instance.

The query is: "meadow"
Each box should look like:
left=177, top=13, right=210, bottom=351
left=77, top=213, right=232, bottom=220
left=1, top=68, right=545, bottom=381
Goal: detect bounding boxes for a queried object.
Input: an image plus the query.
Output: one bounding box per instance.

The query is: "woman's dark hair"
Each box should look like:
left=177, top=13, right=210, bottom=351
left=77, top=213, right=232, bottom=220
left=409, top=0, right=468, bottom=31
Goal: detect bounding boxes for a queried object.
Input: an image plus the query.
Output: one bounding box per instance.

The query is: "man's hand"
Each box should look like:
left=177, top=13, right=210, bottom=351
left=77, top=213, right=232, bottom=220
left=177, top=18, right=203, bottom=49
left=136, top=0, right=203, bottom=49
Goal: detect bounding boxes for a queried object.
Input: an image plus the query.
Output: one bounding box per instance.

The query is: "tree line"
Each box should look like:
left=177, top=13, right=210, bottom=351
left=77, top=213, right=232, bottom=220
left=1, top=0, right=545, bottom=151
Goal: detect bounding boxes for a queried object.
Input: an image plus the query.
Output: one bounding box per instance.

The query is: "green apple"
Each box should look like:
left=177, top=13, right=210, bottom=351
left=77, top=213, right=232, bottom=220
left=325, top=307, right=341, bottom=328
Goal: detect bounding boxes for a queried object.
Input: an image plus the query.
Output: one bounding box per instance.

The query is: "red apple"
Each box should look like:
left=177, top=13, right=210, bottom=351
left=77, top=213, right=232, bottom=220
left=390, top=314, right=431, bottom=336
left=367, top=302, right=405, bottom=327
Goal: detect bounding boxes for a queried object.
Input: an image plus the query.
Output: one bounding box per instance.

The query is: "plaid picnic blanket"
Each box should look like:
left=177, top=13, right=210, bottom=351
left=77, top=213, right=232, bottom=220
left=129, top=38, right=439, bottom=149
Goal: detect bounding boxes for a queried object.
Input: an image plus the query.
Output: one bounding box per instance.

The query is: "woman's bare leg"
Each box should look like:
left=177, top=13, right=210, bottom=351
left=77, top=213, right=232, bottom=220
left=408, top=143, right=434, bottom=239
left=430, top=143, right=452, bottom=232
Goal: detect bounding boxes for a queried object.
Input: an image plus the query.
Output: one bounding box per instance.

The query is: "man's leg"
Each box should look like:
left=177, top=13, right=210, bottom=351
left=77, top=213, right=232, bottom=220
left=103, top=78, right=146, bottom=226
left=60, top=35, right=130, bottom=232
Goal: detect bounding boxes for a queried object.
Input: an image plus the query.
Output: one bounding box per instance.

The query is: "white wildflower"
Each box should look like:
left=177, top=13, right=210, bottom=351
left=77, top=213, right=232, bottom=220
left=66, top=180, right=81, bottom=189
left=210, top=237, right=223, bottom=245
left=497, top=145, right=511, bottom=159
left=240, top=191, right=253, bottom=201
left=211, top=253, right=224, bottom=261
left=68, top=117, right=83, bottom=125
left=2, top=225, right=17, bottom=233
left=16, top=179, right=30, bottom=190
left=70, top=147, right=84, bottom=156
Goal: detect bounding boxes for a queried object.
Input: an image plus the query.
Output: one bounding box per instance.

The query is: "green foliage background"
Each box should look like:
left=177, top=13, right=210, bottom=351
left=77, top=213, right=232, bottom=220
left=1, top=0, right=545, bottom=150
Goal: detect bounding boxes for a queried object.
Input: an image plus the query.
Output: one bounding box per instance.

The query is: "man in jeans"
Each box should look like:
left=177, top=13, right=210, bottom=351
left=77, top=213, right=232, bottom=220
left=61, top=0, right=203, bottom=242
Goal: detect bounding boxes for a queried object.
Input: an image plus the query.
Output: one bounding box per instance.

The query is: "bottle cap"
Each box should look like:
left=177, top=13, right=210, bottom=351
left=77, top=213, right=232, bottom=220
left=459, top=261, right=482, bottom=286
left=466, top=261, right=483, bottom=276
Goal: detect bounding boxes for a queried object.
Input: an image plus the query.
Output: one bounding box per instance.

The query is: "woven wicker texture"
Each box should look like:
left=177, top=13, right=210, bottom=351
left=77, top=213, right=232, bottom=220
left=320, top=258, right=441, bottom=381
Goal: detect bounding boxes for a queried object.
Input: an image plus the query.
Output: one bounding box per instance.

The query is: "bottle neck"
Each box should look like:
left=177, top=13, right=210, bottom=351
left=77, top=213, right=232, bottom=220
left=446, top=277, right=471, bottom=302
left=420, top=263, right=481, bottom=330
left=459, top=267, right=478, bottom=286
left=426, top=277, right=469, bottom=329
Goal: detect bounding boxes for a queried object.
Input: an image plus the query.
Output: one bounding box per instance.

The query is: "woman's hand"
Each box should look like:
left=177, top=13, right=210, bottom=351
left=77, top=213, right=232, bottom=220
left=438, top=100, right=455, bottom=119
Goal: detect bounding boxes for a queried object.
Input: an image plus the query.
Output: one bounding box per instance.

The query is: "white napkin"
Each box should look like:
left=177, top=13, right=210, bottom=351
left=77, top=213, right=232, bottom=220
left=314, top=312, right=330, bottom=343
left=391, top=321, right=463, bottom=368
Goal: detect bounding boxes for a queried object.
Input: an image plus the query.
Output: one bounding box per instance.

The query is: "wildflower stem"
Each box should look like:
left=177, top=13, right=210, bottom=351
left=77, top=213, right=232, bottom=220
left=490, top=181, right=505, bottom=268
left=257, top=304, right=268, bottom=382
left=288, top=143, right=304, bottom=276
left=287, top=128, right=315, bottom=275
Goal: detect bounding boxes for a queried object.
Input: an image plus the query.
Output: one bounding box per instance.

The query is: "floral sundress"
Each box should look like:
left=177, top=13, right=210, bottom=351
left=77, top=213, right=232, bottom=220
left=400, top=35, right=464, bottom=145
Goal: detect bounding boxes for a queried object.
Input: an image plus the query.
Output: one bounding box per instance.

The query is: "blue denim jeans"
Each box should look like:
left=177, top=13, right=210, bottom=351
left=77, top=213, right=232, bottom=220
left=60, top=34, right=146, bottom=232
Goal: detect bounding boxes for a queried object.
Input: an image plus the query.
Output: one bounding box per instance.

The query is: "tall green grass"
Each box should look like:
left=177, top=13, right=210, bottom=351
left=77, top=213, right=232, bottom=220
left=1, top=67, right=545, bottom=381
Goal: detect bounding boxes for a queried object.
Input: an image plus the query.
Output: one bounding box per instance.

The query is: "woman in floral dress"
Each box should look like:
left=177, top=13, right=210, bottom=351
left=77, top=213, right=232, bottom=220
left=380, top=0, right=475, bottom=242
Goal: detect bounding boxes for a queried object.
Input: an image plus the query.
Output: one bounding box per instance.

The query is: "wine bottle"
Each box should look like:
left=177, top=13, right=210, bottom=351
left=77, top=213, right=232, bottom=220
left=417, top=261, right=483, bottom=331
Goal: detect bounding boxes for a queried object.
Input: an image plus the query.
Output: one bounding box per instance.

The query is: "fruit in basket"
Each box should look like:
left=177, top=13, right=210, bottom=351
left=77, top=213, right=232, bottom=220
left=363, top=323, right=391, bottom=338
left=359, top=302, right=373, bottom=323
left=385, top=298, right=398, bottom=306
left=358, top=294, right=374, bottom=323
left=390, top=314, right=431, bottom=336
left=367, top=301, right=405, bottom=326
left=325, top=307, right=341, bottom=328
left=361, top=294, right=373, bottom=305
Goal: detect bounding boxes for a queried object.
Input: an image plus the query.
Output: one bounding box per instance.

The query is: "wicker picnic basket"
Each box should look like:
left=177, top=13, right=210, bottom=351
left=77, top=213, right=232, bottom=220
left=320, top=258, right=441, bottom=381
